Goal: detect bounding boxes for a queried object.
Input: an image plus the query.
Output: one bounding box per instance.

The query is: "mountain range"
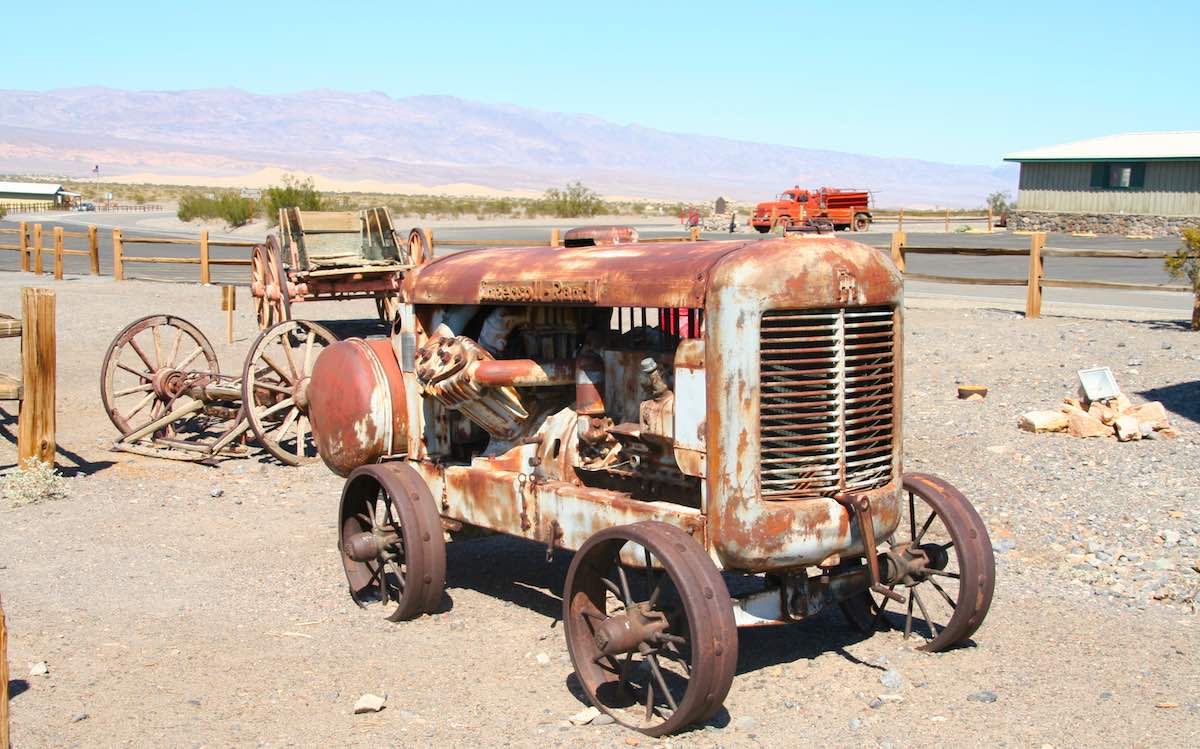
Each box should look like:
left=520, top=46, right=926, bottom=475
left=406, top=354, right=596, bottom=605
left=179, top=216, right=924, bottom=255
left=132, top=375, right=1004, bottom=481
left=0, top=87, right=1015, bottom=206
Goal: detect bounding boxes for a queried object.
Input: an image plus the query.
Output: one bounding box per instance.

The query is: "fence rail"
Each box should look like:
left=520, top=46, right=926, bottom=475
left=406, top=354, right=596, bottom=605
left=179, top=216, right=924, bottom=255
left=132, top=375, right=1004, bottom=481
left=0, top=222, right=99, bottom=278
left=113, top=229, right=255, bottom=284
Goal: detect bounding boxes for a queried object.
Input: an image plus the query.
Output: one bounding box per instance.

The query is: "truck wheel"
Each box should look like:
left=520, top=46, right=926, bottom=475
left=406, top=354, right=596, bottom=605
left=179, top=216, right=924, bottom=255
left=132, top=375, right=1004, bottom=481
left=338, top=463, right=447, bottom=621
left=753, top=225, right=771, bottom=234
left=564, top=521, right=737, bottom=736
left=774, top=217, right=791, bottom=231
left=853, top=214, right=871, bottom=232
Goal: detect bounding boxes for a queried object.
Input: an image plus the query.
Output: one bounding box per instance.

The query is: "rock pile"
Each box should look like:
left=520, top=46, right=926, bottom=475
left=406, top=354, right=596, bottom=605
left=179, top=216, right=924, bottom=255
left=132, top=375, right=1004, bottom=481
left=1019, top=393, right=1181, bottom=442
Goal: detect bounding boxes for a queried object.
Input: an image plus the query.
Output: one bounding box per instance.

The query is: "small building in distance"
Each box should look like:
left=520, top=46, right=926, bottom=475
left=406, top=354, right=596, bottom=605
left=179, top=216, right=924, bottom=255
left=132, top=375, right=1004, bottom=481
left=1004, top=132, right=1200, bottom=236
left=0, top=181, right=75, bottom=212
left=714, top=196, right=727, bottom=214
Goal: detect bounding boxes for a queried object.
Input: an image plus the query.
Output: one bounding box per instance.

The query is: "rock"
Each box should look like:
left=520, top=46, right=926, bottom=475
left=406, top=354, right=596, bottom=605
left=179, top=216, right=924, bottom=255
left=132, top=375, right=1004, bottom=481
left=1088, top=402, right=1118, bottom=426
left=1161, top=341, right=1172, bottom=350
left=868, top=698, right=884, bottom=709
left=353, top=693, right=387, bottom=714
left=1139, top=422, right=1155, bottom=438
left=1061, top=396, right=1084, bottom=411
left=71, top=712, right=89, bottom=723
left=1125, top=401, right=1169, bottom=429
left=1157, top=426, right=1182, bottom=439
left=993, top=538, right=1017, bottom=553
left=849, top=718, right=863, bottom=730
left=1111, top=393, right=1132, bottom=412
left=29, top=661, right=48, bottom=677
left=734, top=715, right=758, bottom=731
left=1113, top=416, right=1142, bottom=442
left=568, top=706, right=601, bottom=725
left=209, top=487, right=224, bottom=498
left=592, top=714, right=615, bottom=726
left=1068, top=410, right=1114, bottom=439
left=967, top=690, right=998, bottom=703
left=1161, top=529, right=1181, bottom=548
left=1019, top=410, right=1068, bottom=433
left=535, top=652, right=551, bottom=666
left=880, top=669, right=903, bottom=690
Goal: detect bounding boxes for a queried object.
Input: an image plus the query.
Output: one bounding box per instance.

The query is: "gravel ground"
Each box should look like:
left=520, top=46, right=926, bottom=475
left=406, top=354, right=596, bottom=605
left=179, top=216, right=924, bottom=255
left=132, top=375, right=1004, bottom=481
left=1, top=274, right=1198, bottom=748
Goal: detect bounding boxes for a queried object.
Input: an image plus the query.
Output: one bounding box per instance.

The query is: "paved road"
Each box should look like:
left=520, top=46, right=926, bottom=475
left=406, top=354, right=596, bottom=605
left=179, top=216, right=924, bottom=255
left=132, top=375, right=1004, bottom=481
left=1, top=214, right=1191, bottom=318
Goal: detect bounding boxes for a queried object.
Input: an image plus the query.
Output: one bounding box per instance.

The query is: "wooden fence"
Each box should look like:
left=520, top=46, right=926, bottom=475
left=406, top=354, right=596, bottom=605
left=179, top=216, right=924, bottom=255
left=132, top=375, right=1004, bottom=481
left=872, top=209, right=996, bottom=233
left=428, top=226, right=702, bottom=249
left=889, top=231, right=1191, bottom=318
left=0, top=222, right=99, bottom=279
left=112, top=229, right=255, bottom=284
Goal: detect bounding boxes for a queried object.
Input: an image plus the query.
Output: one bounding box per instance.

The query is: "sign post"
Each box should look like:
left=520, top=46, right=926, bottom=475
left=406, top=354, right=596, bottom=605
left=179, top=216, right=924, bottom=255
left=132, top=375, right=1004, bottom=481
left=221, top=286, right=236, bottom=344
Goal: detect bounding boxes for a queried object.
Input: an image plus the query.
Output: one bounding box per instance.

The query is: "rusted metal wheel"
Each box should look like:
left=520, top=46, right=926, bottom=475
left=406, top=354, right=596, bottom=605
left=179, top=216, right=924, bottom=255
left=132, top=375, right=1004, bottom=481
left=563, top=522, right=737, bottom=736
left=101, top=315, right=219, bottom=438
left=406, top=227, right=430, bottom=266
left=338, top=463, right=446, bottom=621
left=241, top=319, right=336, bottom=465
left=251, top=236, right=291, bottom=330
left=853, top=213, right=871, bottom=232
left=839, top=473, right=995, bottom=652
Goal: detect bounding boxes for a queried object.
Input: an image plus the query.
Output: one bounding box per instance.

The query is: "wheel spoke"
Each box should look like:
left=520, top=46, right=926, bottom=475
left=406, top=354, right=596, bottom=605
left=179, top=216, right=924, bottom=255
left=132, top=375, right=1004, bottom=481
left=116, top=361, right=151, bottom=379
left=151, top=325, right=163, bottom=368
left=114, top=383, right=153, bottom=397
left=911, top=587, right=940, bottom=638
left=616, top=565, right=634, bottom=608
left=644, top=672, right=656, bottom=721
left=904, top=595, right=914, bottom=638
left=295, top=416, right=307, bottom=458
left=301, top=330, right=316, bottom=375
left=127, top=338, right=155, bottom=371
left=927, top=577, right=958, bottom=609
left=908, top=490, right=917, bottom=540
left=600, top=576, right=623, bottom=599
left=871, top=585, right=896, bottom=629
left=168, top=327, right=183, bottom=367
left=275, top=407, right=299, bottom=441
left=646, top=653, right=678, bottom=712
left=176, top=345, right=204, bottom=371
left=926, top=570, right=960, bottom=580
left=280, top=333, right=300, bottom=379
left=258, top=352, right=294, bottom=383
left=914, top=511, right=937, bottom=544
left=124, top=391, right=157, bottom=420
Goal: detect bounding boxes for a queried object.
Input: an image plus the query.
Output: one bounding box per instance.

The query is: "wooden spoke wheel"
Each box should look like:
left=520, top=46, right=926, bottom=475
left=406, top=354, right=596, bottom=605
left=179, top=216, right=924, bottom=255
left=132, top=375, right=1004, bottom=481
left=338, top=463, right=446, bottom=621
left=840, top=473, right=995, bottom=652
left=241, top=319, right=336, bottom=465
left=375, top=293, right=398, bottom=323
left=251, top=235, right=291, bottom=330
left=406, top=227, right=430, bottom=266
left=100, top=314, right=219, bottom=438
left=563, top=522, right=737, bottom=736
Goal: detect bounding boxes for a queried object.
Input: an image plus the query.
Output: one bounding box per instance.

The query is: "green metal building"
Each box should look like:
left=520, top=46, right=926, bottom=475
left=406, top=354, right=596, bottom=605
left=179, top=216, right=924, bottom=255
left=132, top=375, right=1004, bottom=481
left=1003, top=132, right=1200, bottom=236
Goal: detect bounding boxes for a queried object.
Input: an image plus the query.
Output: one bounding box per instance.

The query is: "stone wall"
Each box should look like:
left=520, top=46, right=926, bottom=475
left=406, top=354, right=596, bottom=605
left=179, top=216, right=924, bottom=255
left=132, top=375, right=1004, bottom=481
left=1011, top=210, right=1200, bottom=237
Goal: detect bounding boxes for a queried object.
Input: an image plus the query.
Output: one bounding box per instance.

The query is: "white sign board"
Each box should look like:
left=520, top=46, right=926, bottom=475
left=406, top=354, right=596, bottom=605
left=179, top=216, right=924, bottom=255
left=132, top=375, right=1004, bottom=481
left=240, top=188, right=262, bottom=199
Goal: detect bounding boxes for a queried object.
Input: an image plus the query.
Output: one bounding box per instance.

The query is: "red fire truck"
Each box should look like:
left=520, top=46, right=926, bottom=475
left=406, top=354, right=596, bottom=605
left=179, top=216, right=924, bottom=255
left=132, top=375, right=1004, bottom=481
left=751, top=187, right=872, bottom=233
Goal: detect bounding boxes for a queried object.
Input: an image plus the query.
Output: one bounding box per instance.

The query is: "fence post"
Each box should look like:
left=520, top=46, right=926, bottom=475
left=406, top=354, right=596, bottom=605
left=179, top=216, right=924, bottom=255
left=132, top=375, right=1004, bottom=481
left=33, top=224, right=43, bottom=275
left=113, top=229, right=124, bottom=281
left=18, top=221, right=28, bottom=273
left=199, top=229, right=210, bottom=285
left=944, top=209, right=949, bottom=233
left=1, top=593, right=8, bottom=749
left=987, top=207, right=994, bottom=234
left=550, top=228, right=561, bottom=247
left=88, top=225, right=99, bottom=274
left=18, top=287, right=56, bottom=466
left=53, top=226, right=64, bottom=280
left=1025, top=232, right=1046, bottom=319
left=889, top=231, right=907, bottom=273
left=689, top=226, right=701, bottom=241
left=898, top=208, right=904, bottom=232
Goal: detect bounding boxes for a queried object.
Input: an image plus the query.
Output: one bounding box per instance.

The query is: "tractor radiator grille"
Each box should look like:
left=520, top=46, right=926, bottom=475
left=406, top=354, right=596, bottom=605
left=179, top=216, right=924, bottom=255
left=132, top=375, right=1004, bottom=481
left=759, top=307, right=895, bottom=499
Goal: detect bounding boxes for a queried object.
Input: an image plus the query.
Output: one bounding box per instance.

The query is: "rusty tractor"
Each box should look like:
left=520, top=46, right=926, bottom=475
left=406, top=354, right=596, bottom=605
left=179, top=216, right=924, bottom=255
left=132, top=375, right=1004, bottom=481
left=101, top=315, right=336, bottom=464
left=306, top=232, right=996, bottom=735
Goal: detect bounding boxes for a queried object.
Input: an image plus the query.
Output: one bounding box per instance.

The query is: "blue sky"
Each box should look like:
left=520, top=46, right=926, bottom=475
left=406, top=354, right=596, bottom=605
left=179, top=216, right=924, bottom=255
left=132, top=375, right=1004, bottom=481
left=6, top=1, right=1197, bottom=166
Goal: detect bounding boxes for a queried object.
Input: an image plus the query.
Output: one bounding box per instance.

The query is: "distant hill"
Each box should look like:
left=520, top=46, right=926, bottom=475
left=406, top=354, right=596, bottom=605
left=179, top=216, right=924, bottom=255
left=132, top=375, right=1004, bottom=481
left=0, top=87, right=1015, bottom=206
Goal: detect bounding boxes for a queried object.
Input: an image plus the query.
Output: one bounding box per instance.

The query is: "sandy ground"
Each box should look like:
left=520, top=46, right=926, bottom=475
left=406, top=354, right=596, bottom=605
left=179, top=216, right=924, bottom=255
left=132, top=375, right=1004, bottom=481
left=0, top=274, right=1198, bottom=748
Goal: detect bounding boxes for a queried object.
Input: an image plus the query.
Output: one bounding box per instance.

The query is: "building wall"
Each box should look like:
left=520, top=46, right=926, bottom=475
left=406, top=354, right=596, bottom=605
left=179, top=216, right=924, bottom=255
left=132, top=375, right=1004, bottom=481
left=1016, top=161, right=1200, bottom=215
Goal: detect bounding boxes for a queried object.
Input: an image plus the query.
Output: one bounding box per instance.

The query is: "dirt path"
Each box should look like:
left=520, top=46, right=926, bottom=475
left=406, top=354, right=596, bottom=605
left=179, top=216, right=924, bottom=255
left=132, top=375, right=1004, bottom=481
left=0, top=275, right=1197, bottom=748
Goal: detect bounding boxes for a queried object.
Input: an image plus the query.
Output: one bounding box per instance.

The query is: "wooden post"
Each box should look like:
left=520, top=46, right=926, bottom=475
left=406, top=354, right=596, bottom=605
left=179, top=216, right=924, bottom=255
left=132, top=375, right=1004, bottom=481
left=1, top=594, right=8, bottom=749
left=1025, top=232, right=1046, bottom=319
left=18, top=221, right=28, bottom=273
left=987, top=207, right=994, bottom=234
left=113, top=229, right=124, bottom=281
left=689, top=226, right=701, bottom=241
left=944, top=209, right=949, bottom=233
left=199, top=229, right=210, bottom=285
left=550, top=228, right=561, bottom=247
left=88, top=225, right=99, bottom=274
left=898, top=208, right=904, bottom=232
left=424, top=227, right=434, bottom=262
left=32, top=224, right=43, bottom=275
left=18, top=287, right=55, bottom=466
left=53, top=226, right=64, bottom=280
left=221, top=285, right=236, bottom=344
left=889, top=231, right=907, bottom=272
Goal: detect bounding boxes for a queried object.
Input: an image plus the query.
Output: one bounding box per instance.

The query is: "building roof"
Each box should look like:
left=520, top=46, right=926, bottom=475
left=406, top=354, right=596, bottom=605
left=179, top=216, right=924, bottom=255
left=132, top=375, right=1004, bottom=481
left=1005, top=132, right=1200, bottom=163
left=0, top=181, right=66, bottom=196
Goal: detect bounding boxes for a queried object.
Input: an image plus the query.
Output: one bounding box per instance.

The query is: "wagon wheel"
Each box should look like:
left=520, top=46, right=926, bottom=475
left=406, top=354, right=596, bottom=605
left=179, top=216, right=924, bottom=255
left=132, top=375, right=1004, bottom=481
left=564, top=522, right=738, bottom=736
left=839, top=473, right=995, bottom=652
left=375, top=293, right=399, bottom=323
left=406, top=227, right=430, bottom=266
left=241, top=319, right=336, bottom=465
left=853, top=213, right=871, bottom=232
left=251, top=236, right=292, bottom=330
left=338, top=463, right=446, bottom=620
left=100, top=314, right=219, bottom=438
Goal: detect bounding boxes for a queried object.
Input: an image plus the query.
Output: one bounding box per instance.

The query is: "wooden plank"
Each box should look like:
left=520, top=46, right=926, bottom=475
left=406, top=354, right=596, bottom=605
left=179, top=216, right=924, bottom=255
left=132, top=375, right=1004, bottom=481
left=18, top=221, right=28, bottom=273
left=206, top=259, right=253, bottom=266
left=18, top=287, right=55, bottom=465
left=889, top=231, right=906, bottom=272
left=113, top=229, right=124, bottom=281
left=298, top=211, right=360, bottom=232
left=432, top=239, right=552, bottom=247
left=1, top=594, right=8, bottom=749
left=199, top=229, right=210, bottom=285
left=33, top=224, right=43, bottom=275
left=0, top=319, right=21, bottom=338
left=1026, top=232, right=1046, bottom=318
left=0, top=227, right=18, bottom=234
left=901, top=246, right=1029, bottom=257
left=1041, top=247, right=1170, bottom=259
left=53, top=226, right=64, bottom=280
left=551, top=227, right=561, bottom=247
left=88, top=225, right=99, bottom=275
left=60, top=230, right=87, bottom=239
left=121, top=257, right=200, bottom=264
left=0, top=373, right=21, bottom=401
left=119, top=237, right=199, bottom=245
left=1041, top=278, right=1191, bottom=292
left=207, top=240, right=261, bottom=248
left=59, top=249, right=89, bottom=257
left=905, top=273, right=1027, bottom=286
left=0, top=245, right=19, bottom=251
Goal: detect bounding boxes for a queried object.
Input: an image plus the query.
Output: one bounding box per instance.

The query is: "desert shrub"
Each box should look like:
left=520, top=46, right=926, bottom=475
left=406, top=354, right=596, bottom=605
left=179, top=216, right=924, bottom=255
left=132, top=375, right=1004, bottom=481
left=262, top=175, right=325, bottom=224
left=0, top=204, right=6, bottom=220
left=1164, top=227, right=1200, bottom=330
left=177, top=192, right=256, bottom=227
left=532, top=182, right=604, bottom=218
left=986, top=190, right=1014, bottom=215
left=2, top=458, right=67, bottom=508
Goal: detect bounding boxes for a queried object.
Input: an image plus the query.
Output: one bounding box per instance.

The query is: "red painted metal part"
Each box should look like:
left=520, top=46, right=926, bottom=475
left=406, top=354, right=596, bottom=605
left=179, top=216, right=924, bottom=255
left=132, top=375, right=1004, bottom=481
left=308, top=338, right=407, bottom=476
left=472, top=358, right=575, bottom=387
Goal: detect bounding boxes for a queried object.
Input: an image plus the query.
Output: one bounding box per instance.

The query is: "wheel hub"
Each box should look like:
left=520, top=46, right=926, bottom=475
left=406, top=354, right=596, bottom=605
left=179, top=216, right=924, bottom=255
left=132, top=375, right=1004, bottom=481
left=345, top=531, right=383, bottom=563
left=151, top=368, right=186, bottom=399
left=593, top=605, right=668, bottom=656
left=293, top=376, right=311, bottom=412
left=881, top=543, right=935, bottom=586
